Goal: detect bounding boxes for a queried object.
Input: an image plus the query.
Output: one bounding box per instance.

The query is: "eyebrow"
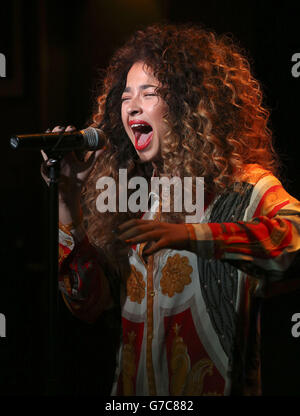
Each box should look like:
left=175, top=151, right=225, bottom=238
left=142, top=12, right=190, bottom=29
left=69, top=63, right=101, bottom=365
left=123, top=84, right=158, bottom=93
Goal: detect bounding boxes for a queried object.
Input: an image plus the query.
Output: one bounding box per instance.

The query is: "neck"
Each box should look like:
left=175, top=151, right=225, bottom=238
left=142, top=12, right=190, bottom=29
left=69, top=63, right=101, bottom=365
left=151, top=160, right=163, bottom=176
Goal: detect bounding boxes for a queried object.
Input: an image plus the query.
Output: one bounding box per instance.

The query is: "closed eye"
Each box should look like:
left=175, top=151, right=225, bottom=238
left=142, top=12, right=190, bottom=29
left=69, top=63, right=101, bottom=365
left=121, top=96, right=131, bottom=102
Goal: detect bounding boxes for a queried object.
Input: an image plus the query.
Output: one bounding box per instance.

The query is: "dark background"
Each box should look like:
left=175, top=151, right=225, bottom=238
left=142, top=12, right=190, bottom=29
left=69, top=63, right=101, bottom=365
left=0, top=0, right=299, bottom=395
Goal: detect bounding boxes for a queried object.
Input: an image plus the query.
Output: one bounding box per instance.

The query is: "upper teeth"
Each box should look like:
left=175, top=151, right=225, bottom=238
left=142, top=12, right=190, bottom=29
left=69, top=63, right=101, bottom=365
left=131, top=123, right=147, bottom=128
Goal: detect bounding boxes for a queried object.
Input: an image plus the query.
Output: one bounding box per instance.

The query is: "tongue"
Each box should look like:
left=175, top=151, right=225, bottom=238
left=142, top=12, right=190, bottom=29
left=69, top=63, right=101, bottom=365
left=136, top=131, right=152, bottom=146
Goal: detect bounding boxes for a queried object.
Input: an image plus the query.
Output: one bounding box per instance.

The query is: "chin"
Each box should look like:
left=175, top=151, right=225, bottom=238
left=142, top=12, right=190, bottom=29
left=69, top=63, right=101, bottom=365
left=137, top=154, right=154, bottom=163
left=137, top=150, right=160, bottom=163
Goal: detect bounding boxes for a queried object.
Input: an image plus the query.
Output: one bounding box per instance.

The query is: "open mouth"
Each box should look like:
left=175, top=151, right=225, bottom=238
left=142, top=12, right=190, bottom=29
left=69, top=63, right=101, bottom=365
left=130, top=121, right=153, bottom=151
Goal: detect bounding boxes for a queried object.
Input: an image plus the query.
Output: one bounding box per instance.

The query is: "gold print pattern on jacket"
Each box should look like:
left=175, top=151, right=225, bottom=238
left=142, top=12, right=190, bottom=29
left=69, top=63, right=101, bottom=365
left=183, top=358, right=214, bottom=395
left=170, top=323, right=215, bottom=395
left=126, top=264, right=145, bottom=303
left=161, top=254, right=193, bottom=297
left=170, top=323, right=191, bottom=395
left=122, top=331, right=136, bottom=395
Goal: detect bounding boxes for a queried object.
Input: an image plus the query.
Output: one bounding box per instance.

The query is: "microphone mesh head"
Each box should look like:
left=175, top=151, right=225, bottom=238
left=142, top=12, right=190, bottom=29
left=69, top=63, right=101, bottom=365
left=82, top=127, right=101, bottom=149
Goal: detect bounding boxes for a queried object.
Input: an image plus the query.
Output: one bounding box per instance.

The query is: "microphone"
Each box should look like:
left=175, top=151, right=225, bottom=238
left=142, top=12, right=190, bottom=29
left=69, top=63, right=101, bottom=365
left=10, top=127, right=103, bottom=151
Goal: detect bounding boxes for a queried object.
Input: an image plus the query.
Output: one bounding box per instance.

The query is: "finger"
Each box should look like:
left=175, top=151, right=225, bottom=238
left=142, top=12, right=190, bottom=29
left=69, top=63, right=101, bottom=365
left=118, top=219, right=152, bottom=233
left=117, top=219, right=139, bottom=233
left=143, top=239, right=166, bottom=256
left=41, top=150, right=48, bottom=161
left=121, top=230, right=159, bottom=245
left=118, top=224, right=156, bottom=241
left=52, top=125, right=65, bottom=133
left=40, top=161, right=47, bottom=177
left=65, top=125, right=76, bottom=132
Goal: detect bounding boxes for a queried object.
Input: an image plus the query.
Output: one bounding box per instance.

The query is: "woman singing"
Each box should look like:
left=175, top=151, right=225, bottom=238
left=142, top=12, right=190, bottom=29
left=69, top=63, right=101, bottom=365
left=42, top=23, right=300, bottom=395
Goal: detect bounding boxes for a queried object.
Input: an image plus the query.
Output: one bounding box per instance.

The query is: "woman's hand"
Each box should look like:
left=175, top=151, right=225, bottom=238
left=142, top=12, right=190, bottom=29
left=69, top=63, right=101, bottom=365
left=40, top=125, right=104, bottom=203
left=40, top=125, right=104, bottom=225
left=117, top=219, right=189, bottom=256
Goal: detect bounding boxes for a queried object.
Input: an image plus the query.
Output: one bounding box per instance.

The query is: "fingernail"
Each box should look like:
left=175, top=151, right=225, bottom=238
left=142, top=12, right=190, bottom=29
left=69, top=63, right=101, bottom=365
left=47, top=159, right=56, bottom=166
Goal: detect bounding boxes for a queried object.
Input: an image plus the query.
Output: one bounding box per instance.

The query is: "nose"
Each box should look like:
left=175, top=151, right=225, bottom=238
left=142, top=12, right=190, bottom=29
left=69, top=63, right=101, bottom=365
left=126, top=96, right=142, bottom=116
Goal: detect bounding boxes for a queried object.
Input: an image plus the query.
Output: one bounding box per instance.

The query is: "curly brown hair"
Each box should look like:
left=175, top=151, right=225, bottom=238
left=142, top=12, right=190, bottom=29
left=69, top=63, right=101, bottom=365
left=82, top=23, right=279, bottom=258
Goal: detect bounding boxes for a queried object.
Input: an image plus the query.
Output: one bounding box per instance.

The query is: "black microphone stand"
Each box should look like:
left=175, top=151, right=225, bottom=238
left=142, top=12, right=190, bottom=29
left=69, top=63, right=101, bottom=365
left=10, top=129, right=101, bottom=394
left=44, top=152, right=62, bottom=395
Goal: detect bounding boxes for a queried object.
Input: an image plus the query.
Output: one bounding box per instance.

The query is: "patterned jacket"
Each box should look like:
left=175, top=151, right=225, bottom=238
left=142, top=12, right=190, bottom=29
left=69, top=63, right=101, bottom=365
left=58, top=164, right=300, bottom=395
